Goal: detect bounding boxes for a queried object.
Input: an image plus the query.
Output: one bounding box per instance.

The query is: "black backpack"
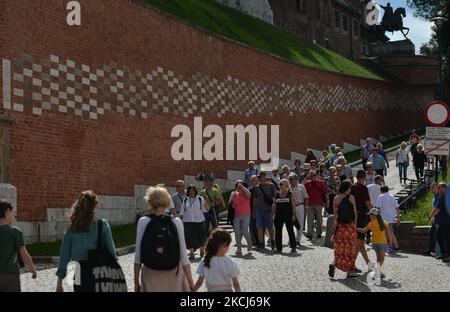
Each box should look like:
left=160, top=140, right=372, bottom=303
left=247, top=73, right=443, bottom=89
left=140, top=214, right=180, bottom=271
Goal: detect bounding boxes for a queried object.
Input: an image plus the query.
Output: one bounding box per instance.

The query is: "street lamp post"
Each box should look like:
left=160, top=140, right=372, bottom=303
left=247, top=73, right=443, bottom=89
left=432, top=15, right=448, bottom=182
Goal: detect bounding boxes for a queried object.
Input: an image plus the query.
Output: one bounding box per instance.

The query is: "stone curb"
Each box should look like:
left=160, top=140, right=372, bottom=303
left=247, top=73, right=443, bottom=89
left=33, top=244, right=137, bottom=263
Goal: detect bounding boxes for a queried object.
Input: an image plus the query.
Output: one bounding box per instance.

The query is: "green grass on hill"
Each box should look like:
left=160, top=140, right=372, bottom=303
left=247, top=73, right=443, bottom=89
left=141, top=0, right=382, bottom=80
left=403, top=168, right=450, bottom=226
left=27, top=223, right=138, bottom=257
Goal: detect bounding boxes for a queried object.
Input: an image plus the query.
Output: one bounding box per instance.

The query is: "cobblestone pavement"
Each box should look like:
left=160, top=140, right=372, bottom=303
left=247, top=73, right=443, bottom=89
left=21, top=230, right=450, bottom=292
left=21, top=145, right=448, bottom=292
left=352, top=147, right=418, bottom=196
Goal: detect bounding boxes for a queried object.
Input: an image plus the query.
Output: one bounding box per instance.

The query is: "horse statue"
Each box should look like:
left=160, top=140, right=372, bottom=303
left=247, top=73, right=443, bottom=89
left=375, top=5, right=410, bottom=41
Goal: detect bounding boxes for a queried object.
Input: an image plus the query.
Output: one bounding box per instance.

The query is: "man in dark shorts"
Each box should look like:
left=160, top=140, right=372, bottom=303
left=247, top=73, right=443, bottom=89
left=351, top=170, right=375, bottom=272
left=253, top=172, right=276, bottom=250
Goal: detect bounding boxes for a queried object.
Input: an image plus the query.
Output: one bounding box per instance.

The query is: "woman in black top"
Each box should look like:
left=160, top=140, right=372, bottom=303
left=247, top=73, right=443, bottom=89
left=328, top=180, right=358, bottom=278
left=413, top=144, right=427, bottom=180
left=274, top=179, right=297, bottom=253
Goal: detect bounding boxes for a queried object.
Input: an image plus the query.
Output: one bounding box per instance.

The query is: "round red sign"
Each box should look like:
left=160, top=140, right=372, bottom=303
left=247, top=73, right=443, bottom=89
left=424, top=101, right=449, bottom=127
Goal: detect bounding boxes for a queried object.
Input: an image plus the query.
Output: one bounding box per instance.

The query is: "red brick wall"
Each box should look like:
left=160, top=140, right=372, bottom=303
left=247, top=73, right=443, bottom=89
left=0, top=0, right=433, bottom=221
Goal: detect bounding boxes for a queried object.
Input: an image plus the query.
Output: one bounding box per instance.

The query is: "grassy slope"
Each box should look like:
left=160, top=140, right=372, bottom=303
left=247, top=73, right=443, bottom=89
left=403, top=169, right=450, bottom=226
left=142, top=0, right=382, bottom=80
left=27, top=224, right=138, bottom=257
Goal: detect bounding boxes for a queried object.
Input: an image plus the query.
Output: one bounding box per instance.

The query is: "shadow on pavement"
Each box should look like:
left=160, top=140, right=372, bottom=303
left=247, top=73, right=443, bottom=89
left=379, top=278, right=402, bottom=289
left=387, top=253, right=408, bottom=259
left=298, top=244, right=314, bottom=251
left=332, top=276, right=372, bottom=292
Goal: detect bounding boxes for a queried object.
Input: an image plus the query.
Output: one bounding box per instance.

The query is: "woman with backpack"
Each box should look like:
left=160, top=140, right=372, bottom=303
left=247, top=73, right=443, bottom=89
left=181, top=185, right=208, bottom=260
left=134, top=186, right=194, bottom=292
left=328, top=180, right=358, bottom=279
left=56, top=191, right=118, bottom=292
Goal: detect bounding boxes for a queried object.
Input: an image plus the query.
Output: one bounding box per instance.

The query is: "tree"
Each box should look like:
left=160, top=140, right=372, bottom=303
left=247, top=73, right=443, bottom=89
left=407, top=0, right=449, bottom=87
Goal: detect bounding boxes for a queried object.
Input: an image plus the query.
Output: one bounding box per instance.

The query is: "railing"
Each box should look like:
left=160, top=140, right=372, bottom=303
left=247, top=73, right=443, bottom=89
left=395, top=169, right=434, bottom=211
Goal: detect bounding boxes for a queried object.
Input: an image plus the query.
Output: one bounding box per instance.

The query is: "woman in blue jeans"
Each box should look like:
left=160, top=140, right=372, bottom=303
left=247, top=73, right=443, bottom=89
left=396, top=142, right=409, bottom=185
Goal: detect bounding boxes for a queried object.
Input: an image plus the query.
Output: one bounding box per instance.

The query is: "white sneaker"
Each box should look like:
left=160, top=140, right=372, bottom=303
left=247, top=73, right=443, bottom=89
left=367, top=261, right=376, bottom=271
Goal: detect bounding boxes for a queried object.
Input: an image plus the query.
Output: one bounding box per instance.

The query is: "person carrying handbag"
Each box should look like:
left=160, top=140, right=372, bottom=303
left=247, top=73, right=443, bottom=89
left=200, top=179, right=225, bottom=237
left=56, top=191, right=124, bottom=292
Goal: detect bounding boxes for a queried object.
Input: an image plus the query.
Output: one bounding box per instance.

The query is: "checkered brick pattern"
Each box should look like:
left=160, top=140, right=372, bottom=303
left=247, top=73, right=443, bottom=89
left=2, top=54, right=433, bottom=120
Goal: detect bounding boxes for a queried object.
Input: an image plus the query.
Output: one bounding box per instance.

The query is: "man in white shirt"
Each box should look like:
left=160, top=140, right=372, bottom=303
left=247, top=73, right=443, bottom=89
left=171, top=180, right=186, bottom=217
left=289, top=173, right=309, bottom=245
left=367, top=176, right=384, bottom=208
left=376, top=185, right=400, bottom=253
left=270, top=168, right=281, bottom=188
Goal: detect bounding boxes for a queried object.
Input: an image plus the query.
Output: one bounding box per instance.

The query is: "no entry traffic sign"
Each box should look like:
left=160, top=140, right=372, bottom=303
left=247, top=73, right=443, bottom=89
left=424, top=101, right=449, bottom=127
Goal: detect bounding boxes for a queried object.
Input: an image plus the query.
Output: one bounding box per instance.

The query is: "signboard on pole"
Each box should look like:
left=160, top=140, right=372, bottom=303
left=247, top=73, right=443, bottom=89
left=424, top=101, right=449, bottom=127
left=426, top=127, right=450, bottom=140
left=425, top=139, right=450, bottom=156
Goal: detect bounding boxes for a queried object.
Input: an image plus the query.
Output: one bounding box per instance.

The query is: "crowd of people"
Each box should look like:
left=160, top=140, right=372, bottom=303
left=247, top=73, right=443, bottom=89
left=1, top=132, right=449, bottom=292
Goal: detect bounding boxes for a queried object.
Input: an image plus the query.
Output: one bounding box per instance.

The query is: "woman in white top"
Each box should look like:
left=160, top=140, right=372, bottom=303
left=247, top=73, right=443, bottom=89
left=193, top=229, right=241, bottom=292
left=134, top=186, right=194, bottom=292
left=180, top=185, right=208, bottom=260
left=396, top=142, right=409, bottom=185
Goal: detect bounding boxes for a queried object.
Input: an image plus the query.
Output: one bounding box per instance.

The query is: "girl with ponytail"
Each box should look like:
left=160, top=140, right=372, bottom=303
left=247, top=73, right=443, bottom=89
left=193, top=229, right=241, bottom=292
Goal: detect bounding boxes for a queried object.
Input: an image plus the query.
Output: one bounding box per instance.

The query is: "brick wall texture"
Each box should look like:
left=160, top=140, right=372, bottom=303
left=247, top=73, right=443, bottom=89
left=0, top=0, right=434, bottom=221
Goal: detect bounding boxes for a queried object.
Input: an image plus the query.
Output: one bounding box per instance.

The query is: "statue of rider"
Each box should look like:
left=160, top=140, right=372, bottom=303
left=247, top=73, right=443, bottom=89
left=380, top=2, right=394, bottom=28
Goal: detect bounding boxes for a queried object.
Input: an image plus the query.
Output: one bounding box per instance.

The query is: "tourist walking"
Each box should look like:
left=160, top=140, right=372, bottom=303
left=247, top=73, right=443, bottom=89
left=377, top=143, right=389, bottom=173
left=357, top=208, right=389, bottom=279
left=409, top=131, right=421, bottom=157
left=292, top=159, right=303, bottom=177
left=324, top=166, right=339, bottom=215
left=367, top=176, right=384, bottom=208
left=368, top=147, right=387, bottom=177
left=377, top=186, right=400, bottom=254
left=201, top=178, right=225, bottom=237
left=253, top=172, right=276, bottom=250
left=304, top=170, right=328, bottom=239
left=428, top=183, right=450, bottom=262
left=289, top=174, right=309, bottom=246
left=244, top=161, right=259, bottom=187
left=281, top=165, right=291, bottom=180
left=320, top=150, right=331, bottom=169
left=269, top=168, right=281, bottom=190
left=413, top=144, right=427, bottom=180
left=423, top=183, right=441, bottom=257
left=0, top=200, right=37, bottom=292
left=361, top=139, right=373, bottom=171
left=336, top=164, right=347, bottom=182
left=351, top=170, right=375, bottom=272
left=396, top=142, right=409, bottom=185
left=231, top=180, right=252, bottom=256
left=328, top=180, right=357, bottom=278
left=193, top=229, right=241, bottom=292
left=181, top=185, right=207, bottom=260
left=337, top=156, right=353, bottom=183
left=56, top=191, right=118, bottom=292
left=171, top=180, right=186, bottom=218
left=274, top=179, right=297, bottom=253
left=305, top=150, right=317, bottom=164
left=365, top=162, right=377, bottom=185
left=249, top=175, right=260, bottom=247
left=134, top=186, right=194, bottom=292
